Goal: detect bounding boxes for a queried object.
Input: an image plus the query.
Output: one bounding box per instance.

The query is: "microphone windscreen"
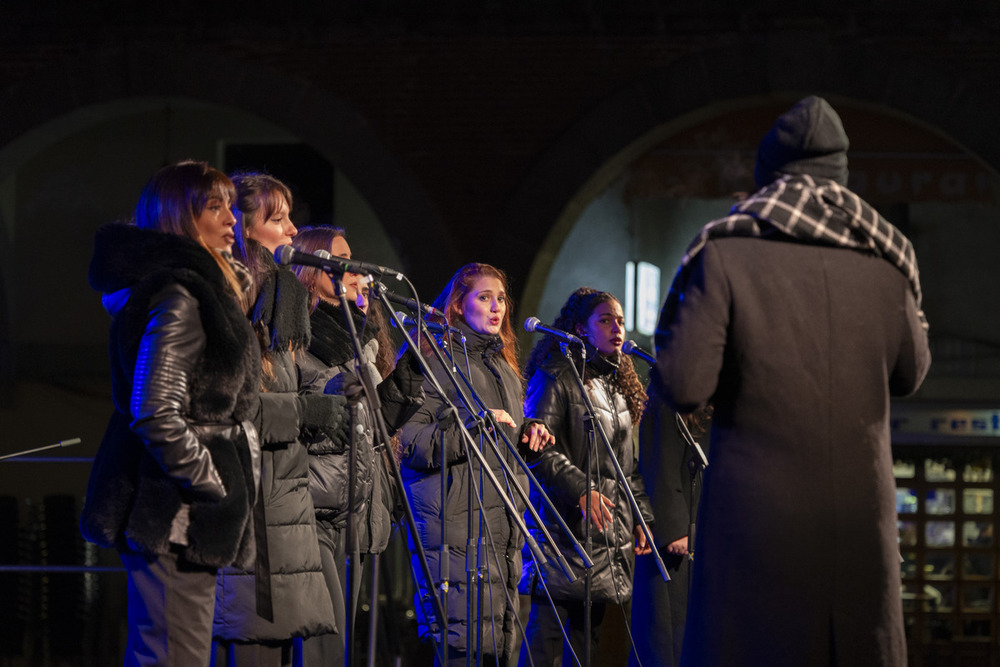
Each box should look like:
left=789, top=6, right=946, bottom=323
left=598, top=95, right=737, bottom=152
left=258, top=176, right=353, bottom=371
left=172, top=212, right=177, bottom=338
left=275, top=244, right=294, bottom=265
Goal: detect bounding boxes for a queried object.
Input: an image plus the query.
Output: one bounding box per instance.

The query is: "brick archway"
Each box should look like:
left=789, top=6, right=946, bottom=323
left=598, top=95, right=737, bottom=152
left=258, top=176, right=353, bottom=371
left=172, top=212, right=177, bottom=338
left=0, top=41, right=451, bottom=284
left=507, top=41, right=1000, bottom=322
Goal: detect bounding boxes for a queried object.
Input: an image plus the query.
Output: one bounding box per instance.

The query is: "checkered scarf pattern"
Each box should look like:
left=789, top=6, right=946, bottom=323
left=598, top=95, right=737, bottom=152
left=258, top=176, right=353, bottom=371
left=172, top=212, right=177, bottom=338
left=659, top=174, right=927, bottom=331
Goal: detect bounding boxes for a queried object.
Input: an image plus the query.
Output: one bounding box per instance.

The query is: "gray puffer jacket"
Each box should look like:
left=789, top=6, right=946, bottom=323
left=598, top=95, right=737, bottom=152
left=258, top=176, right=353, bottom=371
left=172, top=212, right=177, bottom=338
left=399, top=323, right=530, bottom=660
left=213, top=263, right=338, bottom=642
left=297, top=299, right=422, bottom=553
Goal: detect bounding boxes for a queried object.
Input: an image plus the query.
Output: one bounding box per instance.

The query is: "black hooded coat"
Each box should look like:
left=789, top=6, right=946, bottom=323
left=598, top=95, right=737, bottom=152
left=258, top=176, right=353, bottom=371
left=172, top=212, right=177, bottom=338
left=656, top=97, right=931, bottom=667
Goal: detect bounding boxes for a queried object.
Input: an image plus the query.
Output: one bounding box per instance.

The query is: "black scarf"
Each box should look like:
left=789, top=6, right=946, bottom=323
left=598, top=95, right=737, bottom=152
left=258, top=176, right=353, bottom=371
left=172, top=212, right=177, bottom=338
left=308, top=299, right=378, bottom=368
left=250, top=251, right=311, bottom=352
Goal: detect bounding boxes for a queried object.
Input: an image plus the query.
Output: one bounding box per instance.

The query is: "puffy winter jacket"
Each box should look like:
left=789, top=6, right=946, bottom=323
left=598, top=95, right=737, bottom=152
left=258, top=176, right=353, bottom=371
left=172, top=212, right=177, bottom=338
left=520, top=348, right=653, bottom=603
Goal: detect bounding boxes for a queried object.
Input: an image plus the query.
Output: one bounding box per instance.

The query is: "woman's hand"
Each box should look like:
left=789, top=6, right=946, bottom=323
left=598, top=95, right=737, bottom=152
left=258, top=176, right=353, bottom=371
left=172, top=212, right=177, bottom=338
left=489, top=409, right=517, bottom=429
left=666, top=536, right=688, bottom=556
left=579, top=490, right=615, bottom=531
left=633, top=525, right=652, bottom=555
left=521, top=421, right=555, bottom=452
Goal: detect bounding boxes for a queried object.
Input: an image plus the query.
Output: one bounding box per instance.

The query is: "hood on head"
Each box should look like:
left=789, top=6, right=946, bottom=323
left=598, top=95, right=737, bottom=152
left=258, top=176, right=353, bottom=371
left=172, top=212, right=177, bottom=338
left=754, top=96, right=849, bottom=188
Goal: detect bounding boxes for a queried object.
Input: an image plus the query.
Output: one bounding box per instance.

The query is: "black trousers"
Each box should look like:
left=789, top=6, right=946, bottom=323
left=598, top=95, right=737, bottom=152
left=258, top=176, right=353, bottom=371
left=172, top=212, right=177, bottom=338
left=629, top=552, right=689, bottom=667
left=519, top=599, right=609, bottom=667
left=120, top=548, right=217, bottom=667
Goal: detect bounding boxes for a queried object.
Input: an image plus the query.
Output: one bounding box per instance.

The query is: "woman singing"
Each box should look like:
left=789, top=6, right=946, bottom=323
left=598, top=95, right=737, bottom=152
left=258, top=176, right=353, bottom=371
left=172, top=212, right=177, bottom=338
left=519, top=287, right=653, bottom=666
left=212, top=172, right=340, bottom=666
left=399, top=263, right=552, bottom=666
left=290, top=225, right=424, bottom=663
left=81, top=161, right=261, bottom=666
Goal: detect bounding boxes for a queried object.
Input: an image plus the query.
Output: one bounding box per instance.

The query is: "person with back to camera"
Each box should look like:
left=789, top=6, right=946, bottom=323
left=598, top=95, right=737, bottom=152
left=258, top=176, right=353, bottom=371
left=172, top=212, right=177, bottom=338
left=81, top=161, right=262, bottom=666
left=399, top=263, right=554, bottom=666
left=518, top=287, right=654, bottom=666
left=290, top=225, right=425, bottom=664
left=654, top=96, right=931, bottom=666
left=211, top=172, right=340, bottom=666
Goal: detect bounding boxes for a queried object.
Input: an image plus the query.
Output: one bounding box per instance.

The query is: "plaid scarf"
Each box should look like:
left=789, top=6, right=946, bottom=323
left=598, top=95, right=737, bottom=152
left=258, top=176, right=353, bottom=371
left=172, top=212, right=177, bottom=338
left=658, top=174, right=927, bottom=333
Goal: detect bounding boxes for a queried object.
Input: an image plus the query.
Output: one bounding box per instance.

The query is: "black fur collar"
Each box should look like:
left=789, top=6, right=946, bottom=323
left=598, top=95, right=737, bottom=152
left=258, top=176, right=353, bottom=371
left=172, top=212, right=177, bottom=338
left=90, top=222, right=228, bottom=295
left=308, top=299, right=377, bottom=368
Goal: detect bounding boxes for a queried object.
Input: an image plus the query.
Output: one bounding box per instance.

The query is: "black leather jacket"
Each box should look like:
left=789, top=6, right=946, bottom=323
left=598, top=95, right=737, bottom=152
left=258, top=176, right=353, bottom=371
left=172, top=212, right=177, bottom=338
left=81, top=223, right=261, bottom=569
left=521, top=348, right=653, bottom=603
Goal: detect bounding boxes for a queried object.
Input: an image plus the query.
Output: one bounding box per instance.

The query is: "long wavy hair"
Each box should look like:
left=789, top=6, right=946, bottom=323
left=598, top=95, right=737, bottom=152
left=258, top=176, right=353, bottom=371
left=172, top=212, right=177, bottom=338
left=231, top=171, right=294, bottom=301
left=228, top=171, right=300, bottom=384
left=433, top=263, right=520, bottom=377
left=134, top=160, right=243, bottom=296
left=291, top=225, right=396, bottom=379
left=526, top=287, right=646, bottom=424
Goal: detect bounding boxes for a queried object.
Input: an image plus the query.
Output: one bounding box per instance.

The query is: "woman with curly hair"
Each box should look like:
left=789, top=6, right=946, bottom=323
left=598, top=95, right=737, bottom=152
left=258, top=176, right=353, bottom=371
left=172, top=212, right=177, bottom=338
left=518, top=287, right=654, bottom=667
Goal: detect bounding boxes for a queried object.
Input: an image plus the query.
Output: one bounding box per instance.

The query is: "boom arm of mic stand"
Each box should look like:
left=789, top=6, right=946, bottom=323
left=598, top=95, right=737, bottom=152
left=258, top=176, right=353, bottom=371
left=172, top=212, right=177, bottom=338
left=560, top=347, right=671, bottom=583
left=675, top=411, right=709, bottom=470
left=0, top=438, right=82, bottom=462
left=392, top=312, right=552, bottom=575
left=433, top=340, right=592, bottom=577
left=346, top=280, right=449, bottom=666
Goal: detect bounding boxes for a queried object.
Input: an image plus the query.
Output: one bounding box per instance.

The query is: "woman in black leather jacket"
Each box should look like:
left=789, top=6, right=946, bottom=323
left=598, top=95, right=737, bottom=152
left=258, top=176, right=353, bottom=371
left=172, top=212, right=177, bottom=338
left=290, top=225, right=424, bottom=664
left=399, top=263, right=553, bottom=666
left=212, top=173, right=341, bottom=666
left=81, top=161, right=262, bottom=665
left=519, top=287, right=653, bottom=667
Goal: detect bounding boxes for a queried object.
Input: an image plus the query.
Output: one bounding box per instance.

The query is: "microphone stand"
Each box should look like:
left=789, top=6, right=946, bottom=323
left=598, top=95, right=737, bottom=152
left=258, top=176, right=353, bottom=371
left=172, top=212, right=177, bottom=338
left=429, top=336, right=592, bottom=577
left=369, top=282, right=552, bottom=666
left=0, top=438, right=81, bottom=461
left=564, top=346, right=670, bottom=665
left=674, top=412, right=708, bottom=599
left=370, top=282, right=572, bottom=663
left=326, top=272, right=449, bottom=667
left=426, top=329, right=595, bottom=667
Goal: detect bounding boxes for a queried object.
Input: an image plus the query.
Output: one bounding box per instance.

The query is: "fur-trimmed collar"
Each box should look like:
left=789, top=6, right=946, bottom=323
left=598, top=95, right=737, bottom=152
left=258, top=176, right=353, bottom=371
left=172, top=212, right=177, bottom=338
left=90, top=222, right=230, bottom=297
left=308, top=299, right=378, bottom=368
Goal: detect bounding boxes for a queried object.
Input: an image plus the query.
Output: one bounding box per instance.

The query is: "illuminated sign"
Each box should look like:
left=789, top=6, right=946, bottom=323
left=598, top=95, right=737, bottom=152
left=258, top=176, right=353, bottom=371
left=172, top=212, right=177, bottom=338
left=625, top=261, right=661, bottom=336
left=891, top=409, right=1000, bottom=438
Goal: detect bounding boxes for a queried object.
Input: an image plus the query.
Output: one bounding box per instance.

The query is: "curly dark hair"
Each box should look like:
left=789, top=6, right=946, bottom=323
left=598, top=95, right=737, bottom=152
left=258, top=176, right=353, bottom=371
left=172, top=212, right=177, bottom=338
left=526, top=287, right=647, bottom=424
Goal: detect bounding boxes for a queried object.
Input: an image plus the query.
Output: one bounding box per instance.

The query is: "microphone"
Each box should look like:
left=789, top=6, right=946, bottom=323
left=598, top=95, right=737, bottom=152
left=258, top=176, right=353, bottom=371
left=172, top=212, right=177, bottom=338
left=394, top=312, right=464, bottom=337
left=622, top=340, right=655, bottom=365
left=314, top=249, right=371, bottom=308
left=524, top=317, right=583, bottom=345
left=382, top=290, right=447, bottom=320
left=274, top=245, right=398, bottom=278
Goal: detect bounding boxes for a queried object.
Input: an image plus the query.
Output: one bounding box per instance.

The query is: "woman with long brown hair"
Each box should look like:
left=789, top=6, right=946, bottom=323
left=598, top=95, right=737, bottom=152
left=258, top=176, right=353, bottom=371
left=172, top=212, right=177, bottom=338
left=290, top=225, right=424, bottom=664
left=82, top=161, right=261, bottom=665
left=399, top=262, right=552, bottom=666
left=212, top=172, right=340, bottom=666
left=518, top=287, right=653, bottom=666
